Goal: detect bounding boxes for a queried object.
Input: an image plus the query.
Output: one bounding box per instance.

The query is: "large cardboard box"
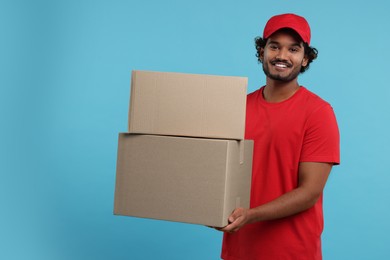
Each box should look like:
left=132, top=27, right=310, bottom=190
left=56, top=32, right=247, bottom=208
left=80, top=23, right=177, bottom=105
left=128, top=70, right=248, bottom=140
left=114, top=134, right=253, bottom=227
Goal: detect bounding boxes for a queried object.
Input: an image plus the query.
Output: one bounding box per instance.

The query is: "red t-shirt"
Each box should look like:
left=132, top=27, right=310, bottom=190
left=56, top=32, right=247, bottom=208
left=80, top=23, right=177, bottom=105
left=221, top=86, right=340, bottom=260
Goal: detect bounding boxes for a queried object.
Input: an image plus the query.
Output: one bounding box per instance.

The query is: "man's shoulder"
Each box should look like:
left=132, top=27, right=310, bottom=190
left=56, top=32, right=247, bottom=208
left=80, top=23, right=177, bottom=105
left=247, top=86, right=264, bottom=102
left=247, top=87, right=263, bottom=96
left=299, top=86, right=331, bottom=107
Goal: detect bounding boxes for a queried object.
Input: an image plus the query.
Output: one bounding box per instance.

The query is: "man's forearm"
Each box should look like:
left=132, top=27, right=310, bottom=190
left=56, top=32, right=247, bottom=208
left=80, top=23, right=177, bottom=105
left=247, top=186, right=321, bottom=223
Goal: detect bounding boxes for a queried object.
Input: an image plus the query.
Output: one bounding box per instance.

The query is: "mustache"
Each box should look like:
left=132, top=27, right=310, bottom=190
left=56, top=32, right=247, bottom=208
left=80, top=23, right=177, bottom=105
left=270, top=59, right=292, bottom=67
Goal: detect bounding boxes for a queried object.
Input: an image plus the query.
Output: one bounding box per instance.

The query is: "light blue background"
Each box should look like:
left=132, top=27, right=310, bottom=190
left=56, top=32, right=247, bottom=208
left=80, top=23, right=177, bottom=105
left=1, top=0, right=389, bottom=259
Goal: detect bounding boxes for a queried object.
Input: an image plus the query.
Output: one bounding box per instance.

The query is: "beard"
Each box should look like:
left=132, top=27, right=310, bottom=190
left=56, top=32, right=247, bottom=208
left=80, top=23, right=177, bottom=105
left=262, top=60, right=302, bottom=82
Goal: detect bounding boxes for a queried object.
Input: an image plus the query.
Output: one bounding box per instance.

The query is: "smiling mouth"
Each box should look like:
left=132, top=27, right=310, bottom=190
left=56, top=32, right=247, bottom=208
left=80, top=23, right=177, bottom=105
left=271, top=60, right=292, bottom=69
left=275, top=63, right=288, bottom=68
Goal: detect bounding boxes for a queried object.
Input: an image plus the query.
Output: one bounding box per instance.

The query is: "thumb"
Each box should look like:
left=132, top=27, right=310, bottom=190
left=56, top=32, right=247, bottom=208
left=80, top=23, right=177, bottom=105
left=228, top=208, right=241, bottom=223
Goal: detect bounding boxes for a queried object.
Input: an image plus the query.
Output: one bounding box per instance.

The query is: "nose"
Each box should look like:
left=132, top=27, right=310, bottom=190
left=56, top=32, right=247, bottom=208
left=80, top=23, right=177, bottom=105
left=275, top=48, right=289, bottom=60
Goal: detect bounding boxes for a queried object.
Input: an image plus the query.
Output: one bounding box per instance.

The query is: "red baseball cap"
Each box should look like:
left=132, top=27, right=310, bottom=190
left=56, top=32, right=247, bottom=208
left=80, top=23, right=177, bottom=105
left=263, top=13, right=311, bottom=45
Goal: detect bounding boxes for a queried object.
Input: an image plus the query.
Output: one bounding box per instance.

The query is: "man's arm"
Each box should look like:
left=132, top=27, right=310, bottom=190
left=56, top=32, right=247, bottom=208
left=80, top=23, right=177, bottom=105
left=219, top=162, right=333, bottom=233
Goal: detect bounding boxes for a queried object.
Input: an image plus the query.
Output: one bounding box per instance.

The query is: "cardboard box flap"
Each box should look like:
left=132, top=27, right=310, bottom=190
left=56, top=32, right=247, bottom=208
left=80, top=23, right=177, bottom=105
left=222, top=140, right=254, bottom=224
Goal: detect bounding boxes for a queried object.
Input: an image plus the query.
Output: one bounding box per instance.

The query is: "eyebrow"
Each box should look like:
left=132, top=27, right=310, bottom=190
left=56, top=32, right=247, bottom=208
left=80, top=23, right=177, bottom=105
left=268, top=40, right=303, bottom=48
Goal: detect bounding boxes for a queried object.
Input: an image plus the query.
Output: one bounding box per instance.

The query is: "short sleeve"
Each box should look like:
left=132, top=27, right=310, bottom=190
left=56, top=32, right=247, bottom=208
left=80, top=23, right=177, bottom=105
left=300, top=104, right=340, bottom=165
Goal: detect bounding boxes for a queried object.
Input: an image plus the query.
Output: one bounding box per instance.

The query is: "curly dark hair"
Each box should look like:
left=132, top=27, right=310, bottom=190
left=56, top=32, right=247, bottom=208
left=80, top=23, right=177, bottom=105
left=254, top=35, right=318, bottom=73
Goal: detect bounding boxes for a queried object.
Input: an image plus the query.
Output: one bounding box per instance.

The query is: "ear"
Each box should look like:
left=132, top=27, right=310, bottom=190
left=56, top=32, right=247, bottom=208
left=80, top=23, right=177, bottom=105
left=302, top=56, right=309, bottom=67
left=259, top=48, right=265, bottom=62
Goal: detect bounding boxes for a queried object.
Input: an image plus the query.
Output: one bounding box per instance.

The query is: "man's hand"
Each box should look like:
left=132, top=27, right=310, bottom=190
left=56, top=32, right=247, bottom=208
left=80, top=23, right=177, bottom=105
left=218, top=207, right=252, bottom=233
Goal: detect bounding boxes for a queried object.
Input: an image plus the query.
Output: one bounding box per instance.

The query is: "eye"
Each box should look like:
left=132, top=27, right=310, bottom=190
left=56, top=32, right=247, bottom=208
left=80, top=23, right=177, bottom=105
left=269, top=44, right=278, bottom=50
left=289, top=46, right=302, bottom=53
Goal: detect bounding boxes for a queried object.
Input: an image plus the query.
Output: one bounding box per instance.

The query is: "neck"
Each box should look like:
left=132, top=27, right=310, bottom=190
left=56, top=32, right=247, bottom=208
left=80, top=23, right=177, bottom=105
left=263, top=78, right=300, bottom=103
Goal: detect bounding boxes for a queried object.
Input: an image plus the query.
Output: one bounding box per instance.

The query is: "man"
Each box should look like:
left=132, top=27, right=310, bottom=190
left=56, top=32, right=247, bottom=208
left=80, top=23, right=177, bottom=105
left=219, top=13, right=340, bottom=259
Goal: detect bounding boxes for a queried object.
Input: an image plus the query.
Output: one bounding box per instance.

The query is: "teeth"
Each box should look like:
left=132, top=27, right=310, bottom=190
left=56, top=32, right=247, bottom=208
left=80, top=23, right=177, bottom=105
left=275, top=64, right=287, bottom=68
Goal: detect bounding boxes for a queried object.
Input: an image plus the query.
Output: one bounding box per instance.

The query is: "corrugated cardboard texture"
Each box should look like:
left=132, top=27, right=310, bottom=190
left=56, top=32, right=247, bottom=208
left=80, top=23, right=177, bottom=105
left=128, top=70, right=248, bottom=140
left=114, top=134, right=253, bottom=227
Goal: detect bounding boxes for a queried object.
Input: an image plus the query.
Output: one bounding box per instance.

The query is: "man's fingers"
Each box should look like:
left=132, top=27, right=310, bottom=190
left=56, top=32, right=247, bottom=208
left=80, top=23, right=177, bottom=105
left=229, top=208, right=243, bottom=222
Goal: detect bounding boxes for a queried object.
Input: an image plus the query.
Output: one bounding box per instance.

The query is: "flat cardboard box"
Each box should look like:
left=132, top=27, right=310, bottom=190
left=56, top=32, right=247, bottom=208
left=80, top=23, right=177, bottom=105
left=128, top=70, right=248, bottom=140
left=114, top=134, right=253, bottom=227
